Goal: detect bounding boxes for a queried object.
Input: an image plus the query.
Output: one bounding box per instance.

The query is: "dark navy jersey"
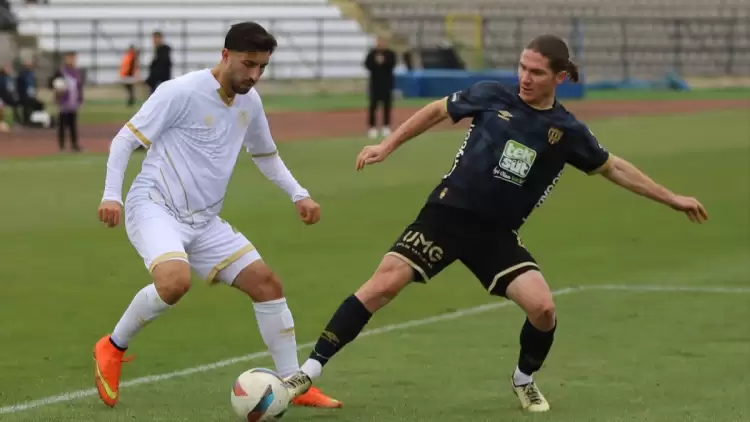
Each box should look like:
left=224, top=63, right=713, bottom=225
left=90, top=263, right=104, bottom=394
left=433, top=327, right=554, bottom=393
left=426, top=80, right=611, bottom=230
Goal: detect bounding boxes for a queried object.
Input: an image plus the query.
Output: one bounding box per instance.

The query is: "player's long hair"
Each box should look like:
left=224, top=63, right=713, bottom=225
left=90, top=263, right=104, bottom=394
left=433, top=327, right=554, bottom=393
left=526, top=34, right=580, bottom=83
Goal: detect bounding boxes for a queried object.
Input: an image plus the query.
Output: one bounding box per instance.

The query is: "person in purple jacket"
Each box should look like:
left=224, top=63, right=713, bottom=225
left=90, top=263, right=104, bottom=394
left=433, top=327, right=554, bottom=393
left=49, top=51, right=83, bottom=152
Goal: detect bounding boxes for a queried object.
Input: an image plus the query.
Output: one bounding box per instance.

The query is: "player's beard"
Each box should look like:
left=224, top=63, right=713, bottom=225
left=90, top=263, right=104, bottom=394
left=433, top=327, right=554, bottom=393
left=233, top=80, right=254, bottom=95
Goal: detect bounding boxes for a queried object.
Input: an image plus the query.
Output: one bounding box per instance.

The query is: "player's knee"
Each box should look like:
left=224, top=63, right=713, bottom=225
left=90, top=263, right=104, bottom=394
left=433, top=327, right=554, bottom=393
left=374, top=257, right=413, bottom=298
left=355, top=256, right=412, bottom=312
left=250, top=270, right=284, bottom=302
left=527, top=300, right=556, bottom=331
left=152, top=260, right=192, bottom=305
left=232, top=262, right=284, bottom=302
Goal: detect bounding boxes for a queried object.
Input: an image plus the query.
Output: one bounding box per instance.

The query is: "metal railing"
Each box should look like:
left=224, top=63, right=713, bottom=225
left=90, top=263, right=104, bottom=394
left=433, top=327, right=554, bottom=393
left=28, top=17, right=370, bottom=84
left=393, top=14, right=750, bottom=80
left=23, top=14, right=750, bottom=84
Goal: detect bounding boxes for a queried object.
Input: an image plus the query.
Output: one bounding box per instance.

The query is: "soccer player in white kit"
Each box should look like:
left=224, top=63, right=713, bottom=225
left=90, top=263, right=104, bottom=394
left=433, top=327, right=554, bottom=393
left=93, top=21, right=342, bottom=409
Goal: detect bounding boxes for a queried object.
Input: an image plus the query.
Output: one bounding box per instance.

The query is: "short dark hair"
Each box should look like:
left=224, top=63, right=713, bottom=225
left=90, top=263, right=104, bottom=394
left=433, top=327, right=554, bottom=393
left=224, top=21, right=277, bottom=53
left=526, top=34, right=580, bottom=83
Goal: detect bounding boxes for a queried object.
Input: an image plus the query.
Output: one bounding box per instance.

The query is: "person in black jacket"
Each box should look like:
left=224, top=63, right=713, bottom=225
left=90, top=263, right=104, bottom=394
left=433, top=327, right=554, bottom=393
left=364, top=36, right=396, bottom=139
left=145, top=31, right=172, bottom=95
left=16, top=58, right=48, bottom=127
left=0, top=64, right=20, bottom=128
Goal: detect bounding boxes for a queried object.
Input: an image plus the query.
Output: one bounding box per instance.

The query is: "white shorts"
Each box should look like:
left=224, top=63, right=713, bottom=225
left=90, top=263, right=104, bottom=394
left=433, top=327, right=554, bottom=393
left=124, top=199, right=261, bottom=285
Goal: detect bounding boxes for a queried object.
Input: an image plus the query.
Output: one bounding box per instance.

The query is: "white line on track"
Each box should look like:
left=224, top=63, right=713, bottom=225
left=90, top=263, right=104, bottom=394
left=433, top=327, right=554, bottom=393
left=1, top=284, right=747, bottom=414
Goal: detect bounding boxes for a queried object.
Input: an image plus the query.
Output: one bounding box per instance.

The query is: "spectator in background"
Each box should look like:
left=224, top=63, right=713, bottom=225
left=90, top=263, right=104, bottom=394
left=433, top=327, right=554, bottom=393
left=145, top=30, right=172, bottom=95
left=364, top=36, right=397, bottom=139
left=16, top=58, right=44, bottom=125
left=0, top=63, right=21, bottom=127
left=0, top=104, right=8, bottom=132
left=49, top=51, right=83, bottom=152
left=120, top=44, right=139, bottom=107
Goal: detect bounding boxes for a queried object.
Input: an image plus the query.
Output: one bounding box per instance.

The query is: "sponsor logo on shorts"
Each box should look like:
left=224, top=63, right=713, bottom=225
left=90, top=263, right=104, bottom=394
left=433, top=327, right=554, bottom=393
left=396, top=230, right=445, bottom=266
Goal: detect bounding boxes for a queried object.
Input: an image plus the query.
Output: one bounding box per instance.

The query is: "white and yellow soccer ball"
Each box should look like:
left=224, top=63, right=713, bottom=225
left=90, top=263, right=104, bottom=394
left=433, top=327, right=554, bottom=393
left=52, top=77, right=67, bottom=92
left=230, top=368, right=290, bottom=421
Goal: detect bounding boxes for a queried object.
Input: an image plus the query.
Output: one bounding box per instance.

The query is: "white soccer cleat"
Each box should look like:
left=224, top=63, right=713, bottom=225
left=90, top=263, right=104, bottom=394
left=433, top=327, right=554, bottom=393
left=511, top=376, right=550, bottom=412
left=380, top=127, right=391, bottom=137
left=367, top=127, right=378, bottom=139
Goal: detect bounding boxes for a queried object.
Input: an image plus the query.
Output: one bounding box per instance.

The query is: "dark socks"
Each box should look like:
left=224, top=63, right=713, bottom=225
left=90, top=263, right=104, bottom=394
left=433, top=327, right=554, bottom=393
left=309, top=295, right=372, bottom=366
left=517, top=317, right=556, bottom=376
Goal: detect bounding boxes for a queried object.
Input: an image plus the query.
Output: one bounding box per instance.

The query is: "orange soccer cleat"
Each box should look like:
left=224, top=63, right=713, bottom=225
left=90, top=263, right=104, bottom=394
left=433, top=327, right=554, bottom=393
left=93, top=335, right=133, bottom=407
left=290, top=386, right=343, bottom=409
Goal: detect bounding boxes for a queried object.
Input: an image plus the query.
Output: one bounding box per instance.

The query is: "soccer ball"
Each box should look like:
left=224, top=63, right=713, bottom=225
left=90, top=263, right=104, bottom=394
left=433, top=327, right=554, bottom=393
left=52, top=77, right=67, bottom=92
left=230, top=368, right=290, bottom=421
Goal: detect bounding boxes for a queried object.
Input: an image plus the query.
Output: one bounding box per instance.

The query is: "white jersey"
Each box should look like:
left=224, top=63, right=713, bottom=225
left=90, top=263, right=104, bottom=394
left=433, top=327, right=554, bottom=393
left=125, top=69, right=277, bottom=226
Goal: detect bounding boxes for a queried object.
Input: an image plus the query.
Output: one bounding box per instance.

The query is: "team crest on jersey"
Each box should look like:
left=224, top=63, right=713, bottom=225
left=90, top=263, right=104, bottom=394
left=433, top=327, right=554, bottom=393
left=238, top=110, right=250, bottom=127
left=493, top=140, right=537, bottom=186
left=203, top=115, right=215, bottom=126
left=548, top=127, right=563, bottom=144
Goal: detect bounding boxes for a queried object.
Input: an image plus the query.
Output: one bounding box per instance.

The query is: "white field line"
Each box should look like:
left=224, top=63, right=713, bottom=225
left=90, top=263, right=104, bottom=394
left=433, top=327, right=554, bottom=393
left=586, top=284, right=750, bottom=294
left=1, top=284, right=748, bottom=414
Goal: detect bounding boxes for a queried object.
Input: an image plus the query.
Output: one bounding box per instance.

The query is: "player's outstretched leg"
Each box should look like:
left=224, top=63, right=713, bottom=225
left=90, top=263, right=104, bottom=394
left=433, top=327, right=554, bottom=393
left=230, top=260, right=342, bottom=409
left=504, top=270, right=556, bottom=412
left=285, top=254, right=414, bottom=399
left=93, top=259, right=189, bottom=407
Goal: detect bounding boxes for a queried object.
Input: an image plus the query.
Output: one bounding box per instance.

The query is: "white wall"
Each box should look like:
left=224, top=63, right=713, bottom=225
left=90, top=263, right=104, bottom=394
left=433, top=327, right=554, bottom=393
left=12, top=1, right=376, bottom=84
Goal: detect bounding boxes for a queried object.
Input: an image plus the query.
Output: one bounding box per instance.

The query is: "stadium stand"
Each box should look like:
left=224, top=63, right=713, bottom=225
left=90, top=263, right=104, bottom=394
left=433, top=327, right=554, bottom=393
left=10, top=0, right=375, bottom=84
left=355, top=0, right=750, bottom=82
left=0, top=0, right=17, bottom=32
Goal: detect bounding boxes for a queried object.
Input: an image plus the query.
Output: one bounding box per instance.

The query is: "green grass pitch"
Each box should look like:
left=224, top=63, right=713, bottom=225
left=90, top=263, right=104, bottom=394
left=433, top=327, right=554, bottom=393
left=0, top=108, right=748, bottom=421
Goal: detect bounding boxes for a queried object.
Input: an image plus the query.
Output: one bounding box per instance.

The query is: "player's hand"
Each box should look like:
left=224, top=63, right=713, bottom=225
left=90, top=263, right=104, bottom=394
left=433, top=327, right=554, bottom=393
left=356, top=144, right=390, bottom=171
left=98, top=201, right=122, bottom=228
left=295, top=197, right=321, bottom=225
left=669, top=195, right=708, bottom=223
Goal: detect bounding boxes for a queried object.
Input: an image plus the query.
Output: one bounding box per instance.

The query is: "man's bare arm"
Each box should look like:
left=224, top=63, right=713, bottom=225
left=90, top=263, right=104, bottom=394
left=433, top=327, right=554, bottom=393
left=380, top=98, right=450, bottom=154
left=599, top=155, right=676, bottom=206
left=600, top=154, right=708, bottom=223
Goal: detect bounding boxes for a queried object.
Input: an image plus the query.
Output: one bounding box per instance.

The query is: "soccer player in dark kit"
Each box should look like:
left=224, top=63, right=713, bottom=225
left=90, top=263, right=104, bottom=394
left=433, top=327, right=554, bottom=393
left=283, top=34, right=709, bottom=412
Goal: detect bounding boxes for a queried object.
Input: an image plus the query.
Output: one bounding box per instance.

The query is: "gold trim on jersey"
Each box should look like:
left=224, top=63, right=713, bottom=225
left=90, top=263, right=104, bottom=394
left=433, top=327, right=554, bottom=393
left=217, top=88, right=235, bottom=106
left=162, top=148, right=192, bottom=223
left=159, top=168, right=178, bottom=212
left=126, top=122, right=152, bottom=146
left=187, top=196, right=226, bottom=217
left=206, top=244, right=256, bottom=284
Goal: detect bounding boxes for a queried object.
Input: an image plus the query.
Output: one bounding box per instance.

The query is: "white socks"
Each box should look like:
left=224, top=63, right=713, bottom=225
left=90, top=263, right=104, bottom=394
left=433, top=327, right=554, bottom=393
left=513, top=366, right=533, bottom=386
left=111, top=283, right=171, bottom=349
left=109, top=289, right=300, bottom=379
left=254, top=298, right=299, bottom=378
left=301, top=359, right=323, bottom=380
